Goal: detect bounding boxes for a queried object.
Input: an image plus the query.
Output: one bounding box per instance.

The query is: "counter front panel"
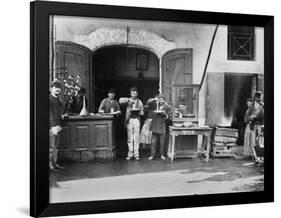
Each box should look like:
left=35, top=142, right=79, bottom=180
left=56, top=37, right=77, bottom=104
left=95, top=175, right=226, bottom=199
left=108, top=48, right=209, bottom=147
left=58, top=115, right=116, bottom=161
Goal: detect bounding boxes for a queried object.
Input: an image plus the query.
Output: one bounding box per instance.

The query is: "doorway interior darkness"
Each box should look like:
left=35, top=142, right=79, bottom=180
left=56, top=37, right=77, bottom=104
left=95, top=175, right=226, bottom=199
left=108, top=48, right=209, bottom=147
left=224, top=73, right=257, bottom=145
left=93, top=45, right=160, bottom=158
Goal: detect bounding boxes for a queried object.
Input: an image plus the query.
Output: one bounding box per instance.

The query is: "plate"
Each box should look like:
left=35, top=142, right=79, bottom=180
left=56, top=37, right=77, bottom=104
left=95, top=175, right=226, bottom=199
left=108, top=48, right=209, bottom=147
left=131, top=108, right=140, bottom=111
left=153, top=110, right=164, bottom=114
left=183, top=122, right=193, bottom=127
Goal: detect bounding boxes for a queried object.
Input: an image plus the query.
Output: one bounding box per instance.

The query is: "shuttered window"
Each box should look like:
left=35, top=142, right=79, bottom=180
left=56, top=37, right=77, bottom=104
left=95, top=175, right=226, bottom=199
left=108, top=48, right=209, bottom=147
left=228, top=26, right=255, bottom=61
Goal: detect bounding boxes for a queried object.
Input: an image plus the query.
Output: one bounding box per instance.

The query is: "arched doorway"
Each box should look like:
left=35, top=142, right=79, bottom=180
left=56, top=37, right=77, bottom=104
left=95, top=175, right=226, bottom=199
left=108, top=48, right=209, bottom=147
left=93, top=45, right=160, bottom=110
left=93, top=45, right=160, bottom=157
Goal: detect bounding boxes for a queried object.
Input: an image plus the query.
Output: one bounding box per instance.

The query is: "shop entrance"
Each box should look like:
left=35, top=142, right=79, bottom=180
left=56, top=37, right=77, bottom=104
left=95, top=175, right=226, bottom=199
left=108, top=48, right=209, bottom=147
left=93, top=46, right=160, bottom=158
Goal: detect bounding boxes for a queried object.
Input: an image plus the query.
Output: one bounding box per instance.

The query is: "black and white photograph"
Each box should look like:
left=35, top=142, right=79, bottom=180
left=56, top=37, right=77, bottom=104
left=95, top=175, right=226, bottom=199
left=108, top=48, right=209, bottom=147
left=48, top=14, right=266, bottom=203
left=1, top=0, right=280, bottom=217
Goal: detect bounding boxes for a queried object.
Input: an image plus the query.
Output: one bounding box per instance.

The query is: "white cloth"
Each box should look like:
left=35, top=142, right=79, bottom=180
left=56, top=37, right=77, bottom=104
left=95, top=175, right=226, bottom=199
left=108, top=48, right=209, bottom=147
left=127, top=118, right=140, bottom=158
left=244, top=124, right=262, bottom=157
left=140, top=119, right=152, bottom=144
left=243, top=124, right=253, bottom=156
left=50, top=125, right=62, bottom=135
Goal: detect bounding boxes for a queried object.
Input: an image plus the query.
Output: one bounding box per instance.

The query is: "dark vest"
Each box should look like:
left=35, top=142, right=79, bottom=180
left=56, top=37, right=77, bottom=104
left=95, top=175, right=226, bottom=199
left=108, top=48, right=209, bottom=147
left=49, top=94, right=64, bottom=127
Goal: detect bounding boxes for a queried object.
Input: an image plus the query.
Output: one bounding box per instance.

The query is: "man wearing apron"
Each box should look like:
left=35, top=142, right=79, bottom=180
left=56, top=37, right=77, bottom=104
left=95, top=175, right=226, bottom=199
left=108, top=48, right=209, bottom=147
left=120, top=87, right=144, bottom=160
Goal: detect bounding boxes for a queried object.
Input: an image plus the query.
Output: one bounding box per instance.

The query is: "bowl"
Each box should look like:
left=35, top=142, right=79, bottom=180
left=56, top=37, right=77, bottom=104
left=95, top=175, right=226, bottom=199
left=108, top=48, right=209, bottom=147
left=174, top=123, right=183, bottom=127
left=183, top=122, right=193, bottom=127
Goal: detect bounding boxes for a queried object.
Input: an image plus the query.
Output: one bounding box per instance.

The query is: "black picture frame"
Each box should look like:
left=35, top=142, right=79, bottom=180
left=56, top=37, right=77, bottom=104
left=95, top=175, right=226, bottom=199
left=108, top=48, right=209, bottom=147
left=30, top=1, right=274, bottom=217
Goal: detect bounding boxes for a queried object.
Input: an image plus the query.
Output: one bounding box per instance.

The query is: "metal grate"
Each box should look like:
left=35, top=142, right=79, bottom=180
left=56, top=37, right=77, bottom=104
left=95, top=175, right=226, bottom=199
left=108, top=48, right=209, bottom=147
left=228, top=32, right=255, bottom=61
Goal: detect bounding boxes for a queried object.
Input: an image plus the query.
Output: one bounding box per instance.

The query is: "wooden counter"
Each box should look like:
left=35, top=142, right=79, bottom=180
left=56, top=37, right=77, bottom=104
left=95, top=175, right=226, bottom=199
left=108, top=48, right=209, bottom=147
left=58, top=115, right=116, bottom=161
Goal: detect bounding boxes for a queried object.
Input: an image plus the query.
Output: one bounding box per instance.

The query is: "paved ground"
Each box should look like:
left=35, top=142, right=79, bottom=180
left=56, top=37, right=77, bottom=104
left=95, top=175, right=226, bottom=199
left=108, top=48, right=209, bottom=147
left=50, top=156, right=264, bottom=203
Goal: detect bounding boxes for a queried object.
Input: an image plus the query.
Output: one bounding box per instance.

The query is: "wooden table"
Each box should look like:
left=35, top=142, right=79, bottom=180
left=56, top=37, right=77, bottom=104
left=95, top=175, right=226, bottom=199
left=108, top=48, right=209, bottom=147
left=167, top=126, right=212, bottom=162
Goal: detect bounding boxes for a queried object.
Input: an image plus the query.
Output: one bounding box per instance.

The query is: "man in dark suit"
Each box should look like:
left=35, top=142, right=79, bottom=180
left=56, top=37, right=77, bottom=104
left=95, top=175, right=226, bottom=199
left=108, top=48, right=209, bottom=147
left=147, top=94, right=171, bottom=160
left=49, top=80, right=65, bottom=171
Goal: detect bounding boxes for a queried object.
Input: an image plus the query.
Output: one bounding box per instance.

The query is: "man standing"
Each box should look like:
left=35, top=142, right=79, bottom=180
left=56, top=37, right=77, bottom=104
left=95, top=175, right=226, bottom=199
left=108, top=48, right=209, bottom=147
left=147, top=94, right=171, bottom=160
left=49, top=80, right=65, bottom=171
left=247, top=91, right=264, bottom=163
left=120, top=87, right=144, bottom=160
left=98, top=88, right=121, bottom=115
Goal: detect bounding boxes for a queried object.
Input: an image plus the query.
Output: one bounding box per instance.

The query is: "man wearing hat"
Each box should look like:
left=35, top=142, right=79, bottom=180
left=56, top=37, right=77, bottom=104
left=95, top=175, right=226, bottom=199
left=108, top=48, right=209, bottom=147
left=49, top=80, right=65, bottom=171
left=246, top=91, right=264, bottom=160
left=147, top=94, right=171, bottom=160
left=98, top=88, right=121, bottom=115
left=248, top=91, right=264, bottom=127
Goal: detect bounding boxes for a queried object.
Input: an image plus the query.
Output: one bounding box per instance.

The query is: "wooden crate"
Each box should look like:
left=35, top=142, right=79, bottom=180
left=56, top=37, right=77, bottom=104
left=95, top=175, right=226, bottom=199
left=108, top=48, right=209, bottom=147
left=213, top=136, right=238, bottom=143
left=211, top=146, right=235, bottom=157
left=214, top=128, right=238, bottom=137
left=212, top=142, right=237, bottom=147
left=211, top=127, right=238, bottom=158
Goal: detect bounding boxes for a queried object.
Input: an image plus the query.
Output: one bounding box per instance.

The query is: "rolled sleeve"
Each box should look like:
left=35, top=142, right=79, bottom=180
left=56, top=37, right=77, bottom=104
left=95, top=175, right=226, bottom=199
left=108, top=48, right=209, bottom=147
left=98, top=99, right=106, bottom=112
left=139, top=100, right=144, bottom=116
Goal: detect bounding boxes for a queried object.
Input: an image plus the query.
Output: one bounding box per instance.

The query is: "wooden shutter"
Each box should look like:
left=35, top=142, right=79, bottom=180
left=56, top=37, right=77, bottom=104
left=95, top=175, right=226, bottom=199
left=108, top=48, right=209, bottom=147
left=55, top=41, right=93, bottom=111
left=161, top=49, right=193, bottom=104
left=206, top=73, right=225, bottom=126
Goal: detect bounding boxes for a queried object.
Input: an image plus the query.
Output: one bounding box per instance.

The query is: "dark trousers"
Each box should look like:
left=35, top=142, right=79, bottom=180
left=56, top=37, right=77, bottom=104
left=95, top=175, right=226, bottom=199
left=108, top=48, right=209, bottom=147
left=150, top=133, right=166, bottom=156
left=49, top=131, right=60, bottom=168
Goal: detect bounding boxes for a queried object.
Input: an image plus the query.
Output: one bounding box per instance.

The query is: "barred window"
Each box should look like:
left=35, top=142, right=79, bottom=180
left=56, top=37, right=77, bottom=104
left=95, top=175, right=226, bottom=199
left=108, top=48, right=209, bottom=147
left=228, top=26, right=255, bottom=61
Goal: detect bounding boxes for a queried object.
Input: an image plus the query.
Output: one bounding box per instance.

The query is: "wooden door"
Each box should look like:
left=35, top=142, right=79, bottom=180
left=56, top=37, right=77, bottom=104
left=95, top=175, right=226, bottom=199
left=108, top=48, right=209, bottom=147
left=55, top=41, right=93, bottom=111
left=161, top=49, right=193, bottom=104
